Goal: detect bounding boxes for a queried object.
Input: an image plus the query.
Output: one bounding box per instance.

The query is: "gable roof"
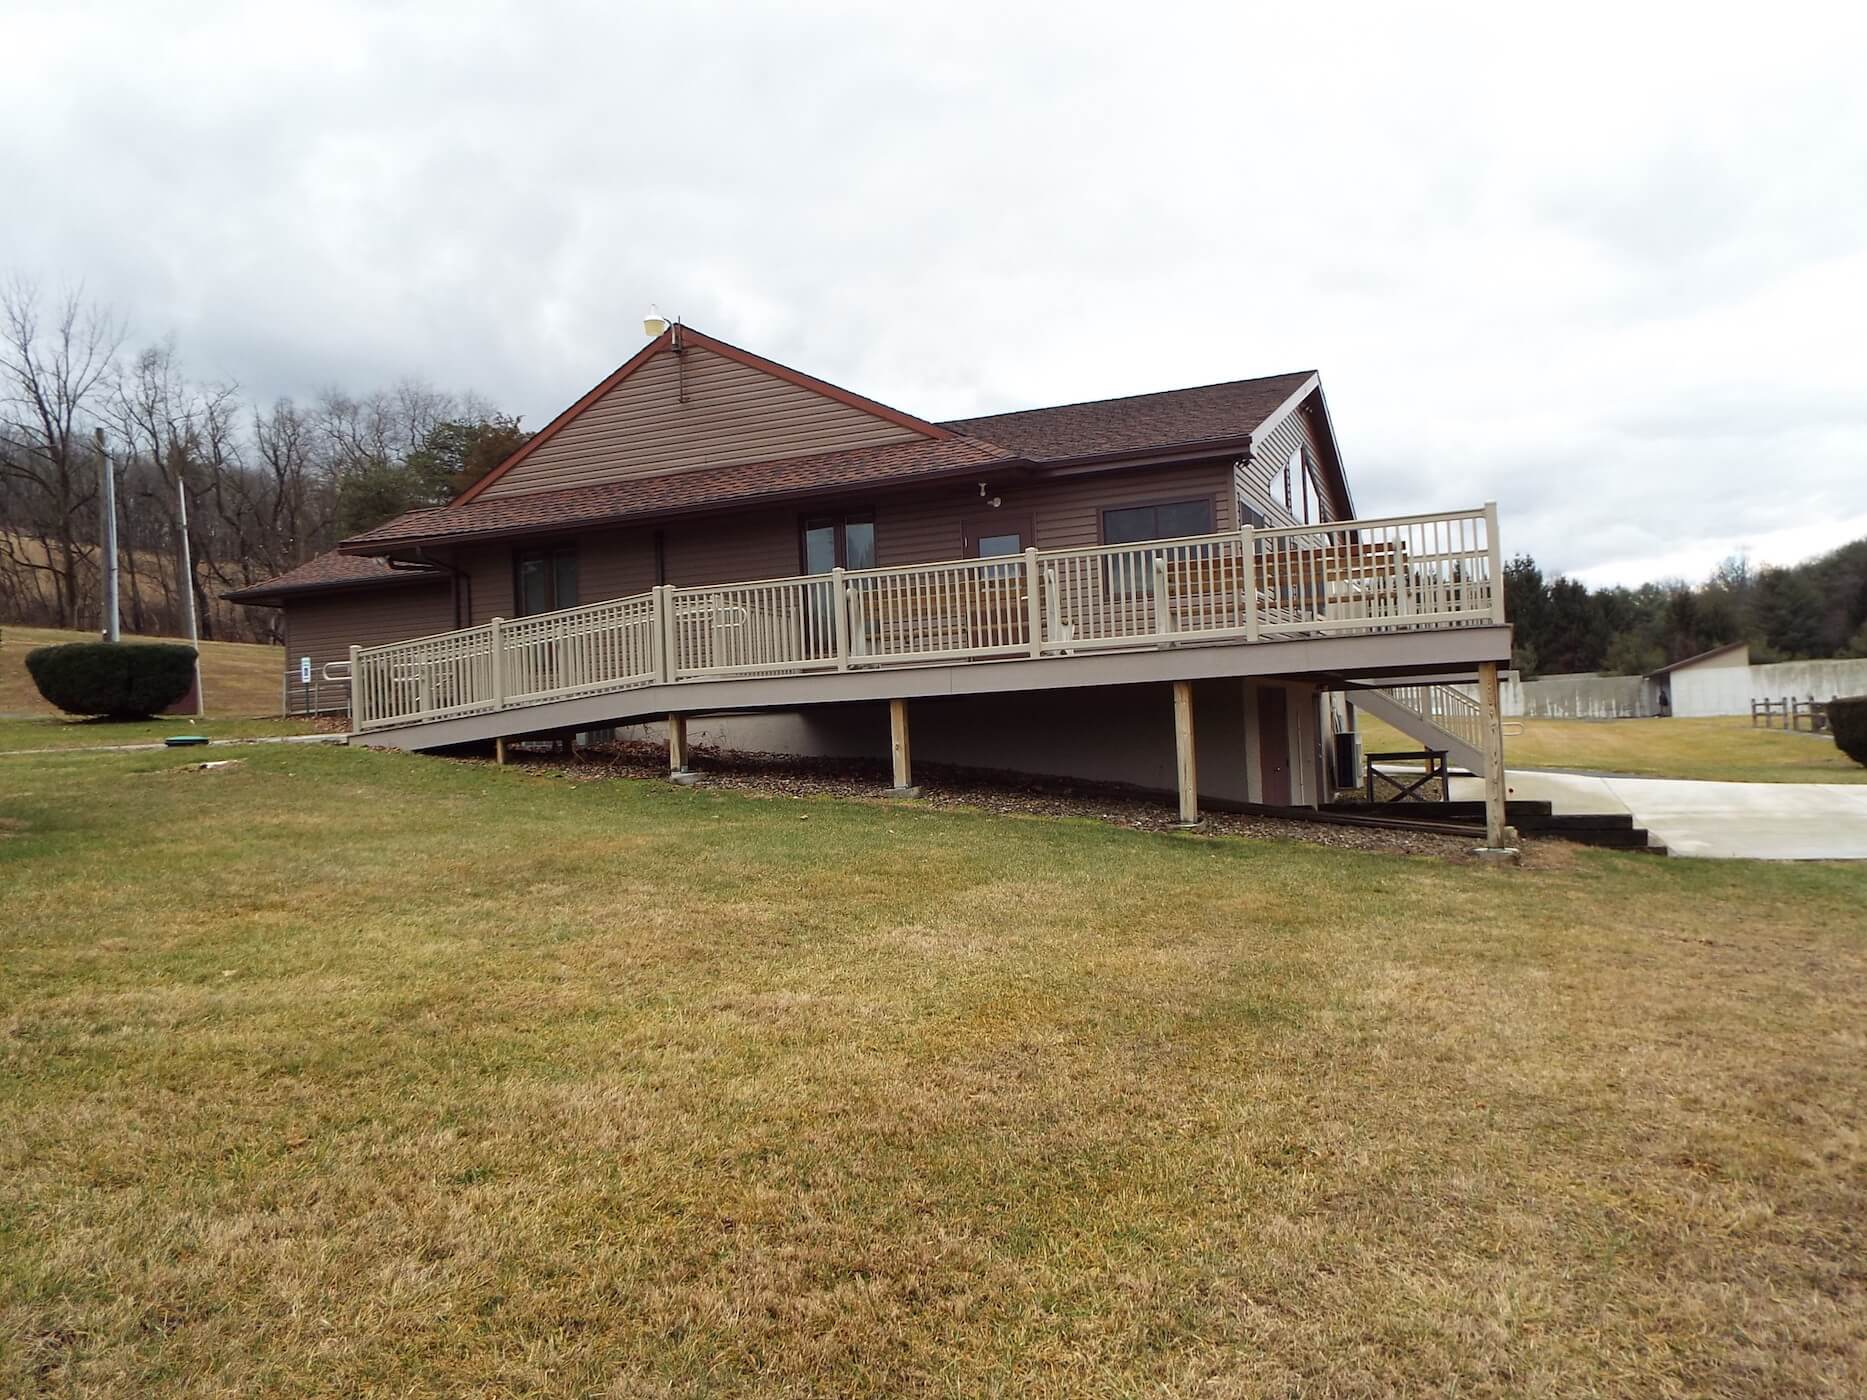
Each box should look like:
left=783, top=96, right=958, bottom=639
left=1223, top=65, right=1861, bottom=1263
left=1647, top=640, right=1751, bottom=677
left=944, top=370, right=1316, bottom=463
left=332, top=338, right=1346, bottom=560
left=222, top=551, right=448, bottom=605
left=456, top=324, right=951, bottom=505
left=343, top=433, right=1016, bottom=552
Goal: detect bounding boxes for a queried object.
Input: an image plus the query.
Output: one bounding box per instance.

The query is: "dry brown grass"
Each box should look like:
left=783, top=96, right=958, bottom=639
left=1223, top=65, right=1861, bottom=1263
left=2, top=744, right=1864, bottom=1395
left=0, top=624, right=284, bottom=718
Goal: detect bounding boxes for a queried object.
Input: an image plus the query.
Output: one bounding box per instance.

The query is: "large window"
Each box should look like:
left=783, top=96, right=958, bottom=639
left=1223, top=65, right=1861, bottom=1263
left=1102, top=498, right=1214, bottom=547
left=1102, top=499, right=1216, bottom=597
left=801, top=510, right=876, bottom=573
left=515, top=544, right=578, bottom=616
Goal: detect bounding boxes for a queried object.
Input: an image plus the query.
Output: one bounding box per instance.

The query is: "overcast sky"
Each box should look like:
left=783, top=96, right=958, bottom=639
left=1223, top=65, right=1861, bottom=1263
left=4, top=1, right=1863, bottom=586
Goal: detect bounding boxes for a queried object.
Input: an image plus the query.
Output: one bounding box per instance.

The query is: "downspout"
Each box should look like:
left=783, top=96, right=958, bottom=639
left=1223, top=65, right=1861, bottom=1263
left=410, top=549, right=472, bottom=629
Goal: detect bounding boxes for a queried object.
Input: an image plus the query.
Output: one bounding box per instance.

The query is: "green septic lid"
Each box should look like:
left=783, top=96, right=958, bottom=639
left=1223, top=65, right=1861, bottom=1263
left=164, top=735, right=210, bottom=747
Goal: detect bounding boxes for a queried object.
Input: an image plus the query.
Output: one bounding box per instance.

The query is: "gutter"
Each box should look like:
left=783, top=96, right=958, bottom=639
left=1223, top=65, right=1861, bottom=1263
left=335, top=458, right=1031, bottom=557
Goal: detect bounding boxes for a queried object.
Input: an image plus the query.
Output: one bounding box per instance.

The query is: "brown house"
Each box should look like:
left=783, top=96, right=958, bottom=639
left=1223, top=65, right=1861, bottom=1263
left=227, top=325, right=1514, bottom=836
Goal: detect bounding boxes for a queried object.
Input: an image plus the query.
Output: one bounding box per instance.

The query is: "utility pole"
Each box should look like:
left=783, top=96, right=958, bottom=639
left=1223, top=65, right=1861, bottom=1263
left=95, top=427, right=120, bottom=642
left=175, top=464, right=205, bottom=715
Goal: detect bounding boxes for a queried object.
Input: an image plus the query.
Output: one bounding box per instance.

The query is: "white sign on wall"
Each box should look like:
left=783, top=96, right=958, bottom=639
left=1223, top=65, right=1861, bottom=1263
left=300, top=655, right=312, bottom=684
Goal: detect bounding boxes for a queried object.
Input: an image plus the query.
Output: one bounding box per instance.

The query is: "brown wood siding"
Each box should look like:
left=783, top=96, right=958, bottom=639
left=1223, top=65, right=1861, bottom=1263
left=477, top=344, right=923, bottom=501
left=282, top=582, right=455, bottom=681
left=876, top=462, right=1236, bottom=563
left=457, top=461, right=1238, bottom=610
left=453, top=531, right=657, bottom=624
left=1237, top=391, right=1342, bottom=528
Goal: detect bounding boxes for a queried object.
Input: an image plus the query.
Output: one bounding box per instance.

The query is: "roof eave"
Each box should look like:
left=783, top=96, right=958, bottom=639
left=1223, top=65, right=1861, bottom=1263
left=339, top=458, right=1029, bottom=556
left=221, top=567, right=449, bottom=606
left=1026, top=432, right=1261, bottom=477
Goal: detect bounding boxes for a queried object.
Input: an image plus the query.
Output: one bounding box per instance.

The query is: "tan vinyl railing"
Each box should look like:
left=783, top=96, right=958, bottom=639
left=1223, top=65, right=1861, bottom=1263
left=352, top=503, right=1504, bottom=731
left=1376, top=681, right=1486, bottom=753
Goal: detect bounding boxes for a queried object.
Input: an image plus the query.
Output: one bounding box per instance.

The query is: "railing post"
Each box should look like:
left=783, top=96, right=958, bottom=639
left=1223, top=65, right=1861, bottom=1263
left=490, top=617, right=507, bottom=710
left=348, top=645, right=362, bottom=728
left=656, top=584, right=677, bottom=683
left=1024, top=548, right=1042, bottom=656
left=1484, top=500, right=1505, bottom=625
left=650, top=585, right=668, bottom=683
left=1152, top=556, right=1171, bottom=643
left=1240, top=528, right=1259, bottom=642
left=831, top=566, right=850, bottom=670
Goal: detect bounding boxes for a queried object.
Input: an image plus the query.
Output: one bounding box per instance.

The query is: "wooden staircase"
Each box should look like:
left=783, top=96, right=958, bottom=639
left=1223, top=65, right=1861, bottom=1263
left=1354, top=682, right=1488, bottom=775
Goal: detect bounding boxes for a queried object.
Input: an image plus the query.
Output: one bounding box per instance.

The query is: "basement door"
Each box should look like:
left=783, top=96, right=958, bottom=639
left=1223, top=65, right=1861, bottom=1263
left=1257, top=685, right=1292, bottom=805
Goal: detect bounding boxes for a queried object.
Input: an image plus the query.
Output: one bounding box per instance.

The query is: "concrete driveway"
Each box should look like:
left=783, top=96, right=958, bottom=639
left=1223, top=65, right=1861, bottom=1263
left=1449, top=769, right=1867, bottom=860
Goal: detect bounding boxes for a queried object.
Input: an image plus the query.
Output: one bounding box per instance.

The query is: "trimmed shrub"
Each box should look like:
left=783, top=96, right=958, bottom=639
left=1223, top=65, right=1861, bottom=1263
left=24, top=642, right=198, bottom=718
left=1832, top=696, right=1867, bottom=767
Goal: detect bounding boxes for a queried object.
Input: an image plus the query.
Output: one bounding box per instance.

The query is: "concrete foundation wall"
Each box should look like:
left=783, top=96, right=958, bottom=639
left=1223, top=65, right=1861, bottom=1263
left=1505, top=671, right=1655, bottom=719
left=617, top=678, right=1328, bottom=807
left=1670, top=657, right=1867, bottom=717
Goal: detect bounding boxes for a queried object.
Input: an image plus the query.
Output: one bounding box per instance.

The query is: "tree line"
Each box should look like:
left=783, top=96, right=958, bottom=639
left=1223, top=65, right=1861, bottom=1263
left=1504, top=540, right=1867, bottom=678
left=0, top=281, right=527, bottom=643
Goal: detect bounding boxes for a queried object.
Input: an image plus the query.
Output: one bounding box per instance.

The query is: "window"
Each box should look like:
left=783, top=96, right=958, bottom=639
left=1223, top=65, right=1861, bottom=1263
left=1102, top=498, right=1214, bottom=547
left=800, top=510, right=876, bottom=572
left=1102, top=499, right=1216, bottom=597
left=514, top=544, right=578, bottom=616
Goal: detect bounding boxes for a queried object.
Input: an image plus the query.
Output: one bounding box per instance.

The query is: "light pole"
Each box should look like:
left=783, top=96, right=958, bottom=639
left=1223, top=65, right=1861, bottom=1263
left=174, top=464, right=205, bottom=715
left=95, top=427, right=120, bottom=642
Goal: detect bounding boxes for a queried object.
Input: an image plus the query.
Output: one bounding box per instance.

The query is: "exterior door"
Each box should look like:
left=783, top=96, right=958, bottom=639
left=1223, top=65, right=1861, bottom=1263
left=799, top=512, right=874, bottom=658
left=1257, top=685, right=1291, bottom=805
left=962, top=513, right=1033, bottom=647
left=962, top=512, right=1032, bottom=564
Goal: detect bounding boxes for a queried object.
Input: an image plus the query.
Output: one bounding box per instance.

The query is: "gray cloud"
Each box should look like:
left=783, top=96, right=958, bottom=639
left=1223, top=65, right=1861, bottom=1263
left=3, top=0, right=1863, bottom=587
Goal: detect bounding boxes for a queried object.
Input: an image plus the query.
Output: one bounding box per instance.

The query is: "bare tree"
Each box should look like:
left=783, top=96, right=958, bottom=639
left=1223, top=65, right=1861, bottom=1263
left=0, top=280, right=122, bottom=629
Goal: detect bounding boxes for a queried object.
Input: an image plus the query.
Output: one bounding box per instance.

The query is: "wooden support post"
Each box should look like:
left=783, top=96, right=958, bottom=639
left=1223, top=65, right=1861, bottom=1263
left=1476, top=660, right=1516, bottom=860
left=667, top=712, right=696, bottom=783
left=1172, top=680, right=1199, bottom=827
left=495, top=736, right=507, bottom=766
left=888, top=697, right=918, bottom=796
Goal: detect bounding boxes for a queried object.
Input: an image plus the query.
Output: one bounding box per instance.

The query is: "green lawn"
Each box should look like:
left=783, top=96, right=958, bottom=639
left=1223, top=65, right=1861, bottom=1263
left=4, top=746, right=1865, bottom=1395
left=0, top=624, right=285, bottom=719
left=1361, top=712, right=1866, bottom=783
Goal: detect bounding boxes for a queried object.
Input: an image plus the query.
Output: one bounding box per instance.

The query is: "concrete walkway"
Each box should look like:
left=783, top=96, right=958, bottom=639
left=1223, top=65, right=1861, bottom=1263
left=1450, top=769, right=1867, bottom=860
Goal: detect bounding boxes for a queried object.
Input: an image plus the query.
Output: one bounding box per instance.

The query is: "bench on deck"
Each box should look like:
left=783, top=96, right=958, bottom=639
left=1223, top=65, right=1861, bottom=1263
left=848, top=575, right=1031, bottom=657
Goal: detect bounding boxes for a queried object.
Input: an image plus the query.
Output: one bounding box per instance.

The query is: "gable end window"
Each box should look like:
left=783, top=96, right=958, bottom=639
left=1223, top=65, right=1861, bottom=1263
left=1278, top=447, right=1329, bottom=526
left=515, top=544, right=578, bottom=616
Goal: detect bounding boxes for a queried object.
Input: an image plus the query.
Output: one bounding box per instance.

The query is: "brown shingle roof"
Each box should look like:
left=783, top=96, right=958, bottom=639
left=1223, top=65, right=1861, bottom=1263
left=222, top=551, right=448, bottom=604
left=943, top=371, right=1315, bottom=462
left=342, top=433, right=1016, bottom=552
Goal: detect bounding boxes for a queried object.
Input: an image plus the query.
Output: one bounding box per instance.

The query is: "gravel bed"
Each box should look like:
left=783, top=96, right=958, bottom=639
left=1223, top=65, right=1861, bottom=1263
left=484, top=739, right=1497, bottom=860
